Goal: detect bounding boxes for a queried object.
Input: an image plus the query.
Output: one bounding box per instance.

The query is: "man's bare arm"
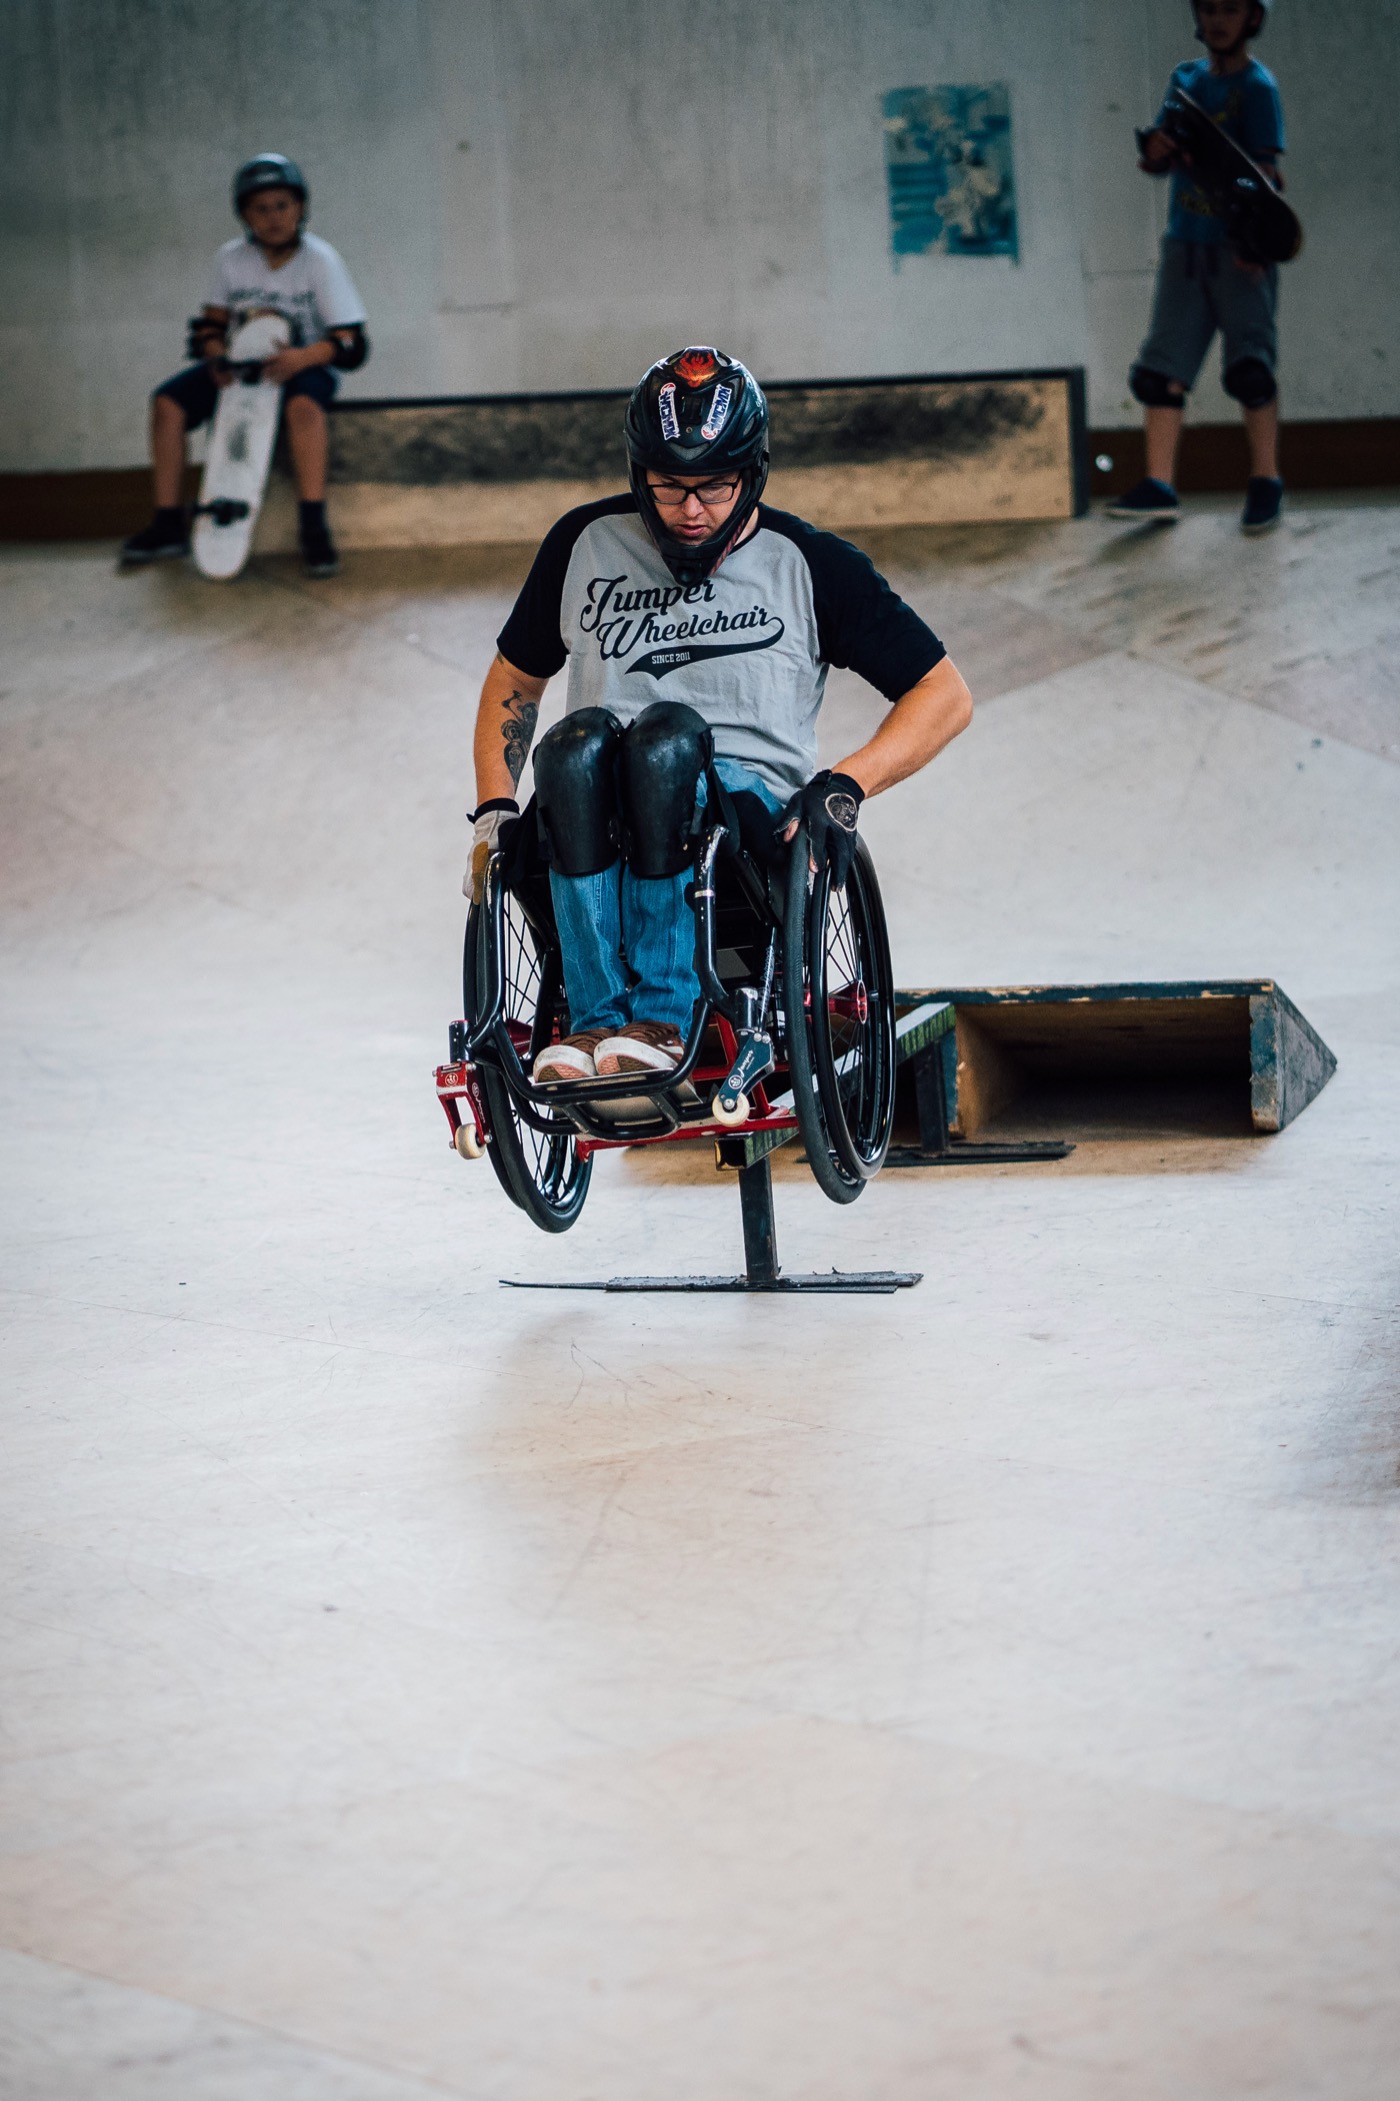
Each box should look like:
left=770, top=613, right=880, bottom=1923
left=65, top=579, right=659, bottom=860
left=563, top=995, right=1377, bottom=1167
left=472, top=652, right=551, bottom=806
left=835, top=656, right=973, bottom=799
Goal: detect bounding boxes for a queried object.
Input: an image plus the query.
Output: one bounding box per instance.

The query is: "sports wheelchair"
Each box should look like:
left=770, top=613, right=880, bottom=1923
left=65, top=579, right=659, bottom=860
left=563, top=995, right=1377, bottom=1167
left=435, top=768, right=919, bottom=1293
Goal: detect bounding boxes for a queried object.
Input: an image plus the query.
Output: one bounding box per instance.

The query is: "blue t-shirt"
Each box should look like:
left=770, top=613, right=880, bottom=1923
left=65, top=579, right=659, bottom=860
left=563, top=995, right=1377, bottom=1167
left=1156, top=57, right=1286, bottom=243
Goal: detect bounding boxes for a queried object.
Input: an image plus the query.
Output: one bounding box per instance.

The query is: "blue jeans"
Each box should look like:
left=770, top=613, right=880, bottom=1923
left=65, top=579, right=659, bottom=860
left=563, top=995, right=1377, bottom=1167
left=549, top=759, right=784, bottom=1035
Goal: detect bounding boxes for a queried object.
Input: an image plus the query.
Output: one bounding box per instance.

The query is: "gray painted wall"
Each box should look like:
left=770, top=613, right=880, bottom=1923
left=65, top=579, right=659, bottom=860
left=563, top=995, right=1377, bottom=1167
left=4, top=0, right=1396, bottom=472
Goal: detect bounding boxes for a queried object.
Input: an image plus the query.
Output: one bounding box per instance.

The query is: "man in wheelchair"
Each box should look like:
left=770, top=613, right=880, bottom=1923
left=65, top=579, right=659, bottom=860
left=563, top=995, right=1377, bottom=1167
left=466, top=346, right=972, bottom=1088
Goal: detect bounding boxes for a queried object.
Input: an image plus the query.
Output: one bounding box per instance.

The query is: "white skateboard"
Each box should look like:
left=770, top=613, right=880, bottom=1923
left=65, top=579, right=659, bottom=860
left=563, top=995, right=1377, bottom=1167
left=192, top=311, right=289, bottom=580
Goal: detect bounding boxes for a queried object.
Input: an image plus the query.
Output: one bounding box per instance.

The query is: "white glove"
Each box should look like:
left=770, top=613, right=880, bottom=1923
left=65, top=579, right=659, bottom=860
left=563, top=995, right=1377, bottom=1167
left=464, top=798, right=519, bottom=902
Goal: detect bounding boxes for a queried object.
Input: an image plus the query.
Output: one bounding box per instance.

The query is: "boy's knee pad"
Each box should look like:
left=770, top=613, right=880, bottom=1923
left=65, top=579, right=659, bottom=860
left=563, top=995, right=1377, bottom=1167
left=620, top=701, right=713, bottom=879
left=1129, top=363, right=1185, bottom=408
left=533, top=708, right=622, bottom=876
left=1223, top=357, right=1276, bottom=409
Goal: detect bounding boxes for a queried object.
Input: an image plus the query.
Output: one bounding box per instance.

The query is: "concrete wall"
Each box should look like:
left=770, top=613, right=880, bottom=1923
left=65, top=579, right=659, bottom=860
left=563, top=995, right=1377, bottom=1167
left=3, top=0, right=1397, bottom=472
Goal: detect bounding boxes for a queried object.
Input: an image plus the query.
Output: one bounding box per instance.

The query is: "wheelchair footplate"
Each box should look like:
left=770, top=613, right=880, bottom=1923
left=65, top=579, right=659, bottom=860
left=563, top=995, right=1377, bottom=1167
left=434, top=1012, right=798, bottom=1161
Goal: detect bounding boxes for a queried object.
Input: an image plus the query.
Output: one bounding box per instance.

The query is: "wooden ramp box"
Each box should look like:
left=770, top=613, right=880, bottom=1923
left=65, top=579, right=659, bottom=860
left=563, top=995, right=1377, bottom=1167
left=892, top=981, right=1336, bottom=1148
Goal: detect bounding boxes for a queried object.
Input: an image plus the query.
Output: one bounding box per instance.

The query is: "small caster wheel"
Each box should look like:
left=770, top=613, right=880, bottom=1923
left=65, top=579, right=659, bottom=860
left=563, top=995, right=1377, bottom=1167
left=455, top=1121, right=485, bottom=1160
left=710, top=1090, right=751, bottom=1127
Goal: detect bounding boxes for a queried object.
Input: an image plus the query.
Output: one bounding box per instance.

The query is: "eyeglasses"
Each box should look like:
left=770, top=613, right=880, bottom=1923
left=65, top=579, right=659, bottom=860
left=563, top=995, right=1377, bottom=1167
left=648, top=476, right=742, bottom=509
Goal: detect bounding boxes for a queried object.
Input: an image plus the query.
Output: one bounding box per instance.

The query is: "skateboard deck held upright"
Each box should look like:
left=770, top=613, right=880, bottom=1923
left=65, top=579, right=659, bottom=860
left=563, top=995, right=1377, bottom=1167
left=1148, top=88, right=1302, bottom=267
left=192, top=311, right=290, bottom=580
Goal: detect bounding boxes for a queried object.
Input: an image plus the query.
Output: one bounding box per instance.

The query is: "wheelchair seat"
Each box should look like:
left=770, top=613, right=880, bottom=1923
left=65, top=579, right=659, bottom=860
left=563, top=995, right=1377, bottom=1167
left=451, top=775, right=897, bottom=1232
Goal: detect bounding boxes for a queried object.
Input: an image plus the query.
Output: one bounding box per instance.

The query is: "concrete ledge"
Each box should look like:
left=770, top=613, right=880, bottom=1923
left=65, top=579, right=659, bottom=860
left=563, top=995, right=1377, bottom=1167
left=2, top=368, right=1088, bottom=542
left=251, top=367, right=1085, bottom=548
left=249, top=446, right=1079, bottom=554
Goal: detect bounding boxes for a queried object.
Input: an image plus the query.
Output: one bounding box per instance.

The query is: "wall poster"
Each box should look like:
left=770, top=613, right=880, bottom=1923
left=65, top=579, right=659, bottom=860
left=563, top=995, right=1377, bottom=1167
left=882, top=83, right=1018, bottom=262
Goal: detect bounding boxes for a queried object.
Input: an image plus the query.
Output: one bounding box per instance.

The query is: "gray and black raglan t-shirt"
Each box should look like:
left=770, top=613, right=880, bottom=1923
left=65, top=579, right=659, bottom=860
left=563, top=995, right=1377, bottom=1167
left=497, top=496, right=945, bottom=802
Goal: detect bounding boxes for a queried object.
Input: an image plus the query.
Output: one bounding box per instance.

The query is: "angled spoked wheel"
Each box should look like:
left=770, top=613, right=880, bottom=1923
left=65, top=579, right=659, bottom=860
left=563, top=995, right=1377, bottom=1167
left=783, top=826, right=897, bottom=1204
left=464, top=877, right=592, bottom=1233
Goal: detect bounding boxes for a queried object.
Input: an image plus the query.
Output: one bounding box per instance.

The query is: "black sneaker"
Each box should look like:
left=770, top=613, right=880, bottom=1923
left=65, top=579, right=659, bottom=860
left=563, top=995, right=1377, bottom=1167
left=1106, top=477, right=1180, bottom=523
left=1241, top=477, right=1284, bottom=536
left=119, top=512, right=190, bottom=566
left=300, top=523, right=340, bottom=578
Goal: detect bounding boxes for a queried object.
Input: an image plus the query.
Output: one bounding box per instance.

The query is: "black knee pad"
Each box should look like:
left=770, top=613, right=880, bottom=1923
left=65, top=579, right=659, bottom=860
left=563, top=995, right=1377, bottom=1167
left=532, top=708, right=622, bottom=876
left=1223, top=357, right=1276, bottom=409
left=620, top=701, right=713, bottom=879
left=1129, top=363, right=1185, bottom=408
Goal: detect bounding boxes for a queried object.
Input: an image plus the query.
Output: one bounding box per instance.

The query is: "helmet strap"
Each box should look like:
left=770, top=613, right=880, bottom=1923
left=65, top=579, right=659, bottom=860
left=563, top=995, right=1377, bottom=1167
left=240, top=218, right=304, bottom=253
left=631, top=458, right=768, bottom=586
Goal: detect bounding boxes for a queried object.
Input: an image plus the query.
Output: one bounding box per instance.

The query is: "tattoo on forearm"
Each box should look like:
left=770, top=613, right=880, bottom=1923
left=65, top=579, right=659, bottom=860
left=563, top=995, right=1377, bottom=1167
left=500, top=690, right=539, bottom=784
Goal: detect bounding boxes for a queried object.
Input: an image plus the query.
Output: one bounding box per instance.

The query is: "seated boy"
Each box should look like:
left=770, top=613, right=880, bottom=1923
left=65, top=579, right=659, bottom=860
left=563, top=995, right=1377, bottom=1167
left=1108, top=0, right=1287, bottom=536
left=121, top=154, right=368, bottom=577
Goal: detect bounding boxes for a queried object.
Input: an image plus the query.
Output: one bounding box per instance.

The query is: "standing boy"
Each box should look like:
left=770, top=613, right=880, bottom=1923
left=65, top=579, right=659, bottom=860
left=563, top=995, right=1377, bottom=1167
left=121, top=154, right=369, bottom=577
left=1109, top=0, right=1287, bottom=535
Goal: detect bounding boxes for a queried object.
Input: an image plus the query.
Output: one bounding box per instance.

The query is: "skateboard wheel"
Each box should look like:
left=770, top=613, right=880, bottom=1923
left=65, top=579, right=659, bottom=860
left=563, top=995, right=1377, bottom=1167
left=455, top=1122, right=485, bottom=1160
left=711, top=1090, right=751, bottom=1127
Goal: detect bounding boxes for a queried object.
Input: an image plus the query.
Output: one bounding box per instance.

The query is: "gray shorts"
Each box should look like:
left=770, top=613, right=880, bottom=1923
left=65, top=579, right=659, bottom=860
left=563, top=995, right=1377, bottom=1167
left=1135, top=235, right=1279, bottom=393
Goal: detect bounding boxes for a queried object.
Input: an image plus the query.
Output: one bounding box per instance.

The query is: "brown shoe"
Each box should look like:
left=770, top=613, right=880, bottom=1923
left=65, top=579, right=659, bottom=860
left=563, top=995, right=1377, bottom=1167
left=594, top=1021, right=684, bottom=1076
left=532, top=1029, right=611, bottom=1083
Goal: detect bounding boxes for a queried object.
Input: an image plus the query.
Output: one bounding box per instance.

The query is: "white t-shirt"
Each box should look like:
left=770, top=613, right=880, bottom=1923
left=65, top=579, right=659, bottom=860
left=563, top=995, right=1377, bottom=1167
left=207, top=231, right=366, bottom=346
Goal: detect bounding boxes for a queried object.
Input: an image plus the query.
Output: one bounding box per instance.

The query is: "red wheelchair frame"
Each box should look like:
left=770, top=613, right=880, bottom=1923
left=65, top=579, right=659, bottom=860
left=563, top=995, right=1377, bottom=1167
left=434, top=810, right=921, bottom=1293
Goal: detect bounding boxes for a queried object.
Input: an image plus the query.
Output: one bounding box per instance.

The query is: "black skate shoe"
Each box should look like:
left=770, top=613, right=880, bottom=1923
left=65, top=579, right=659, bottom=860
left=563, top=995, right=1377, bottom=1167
left=1241, top=477, right=1283, bottom=536
left=119, top=509, right=190, bottom=566
left=300, top=521, right=341, bottom=578
left=1106, top=477, right=1180, bottom=523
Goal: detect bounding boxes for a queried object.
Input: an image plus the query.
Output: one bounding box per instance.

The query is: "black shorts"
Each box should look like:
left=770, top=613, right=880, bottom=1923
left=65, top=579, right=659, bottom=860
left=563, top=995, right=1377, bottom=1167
left=153, top=361, right=337, bottom=429
left=1135, top=237, right=1278, bottom=394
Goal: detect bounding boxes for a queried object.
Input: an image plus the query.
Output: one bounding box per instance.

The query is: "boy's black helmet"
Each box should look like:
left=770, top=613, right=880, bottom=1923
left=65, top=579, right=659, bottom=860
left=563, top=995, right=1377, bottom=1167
left=233, top=154, right=309, bottom=219
left=624, top=347, right=769, bottom=585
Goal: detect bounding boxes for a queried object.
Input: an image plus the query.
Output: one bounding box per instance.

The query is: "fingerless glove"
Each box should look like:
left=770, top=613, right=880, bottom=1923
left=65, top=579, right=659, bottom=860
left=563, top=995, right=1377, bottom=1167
left=465, top=798, right=520, bottom=902
left=774, top=770, right=865, bottom=889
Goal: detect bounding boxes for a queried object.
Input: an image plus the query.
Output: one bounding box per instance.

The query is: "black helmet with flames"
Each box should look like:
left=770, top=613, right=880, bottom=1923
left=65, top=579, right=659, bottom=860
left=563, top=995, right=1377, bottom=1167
left=624, top=346, right=769, bottom=585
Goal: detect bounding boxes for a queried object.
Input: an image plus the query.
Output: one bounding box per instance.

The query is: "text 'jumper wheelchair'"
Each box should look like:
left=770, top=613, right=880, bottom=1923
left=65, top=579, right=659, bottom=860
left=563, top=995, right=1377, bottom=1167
left=434, top=766, right=922, bottom=1294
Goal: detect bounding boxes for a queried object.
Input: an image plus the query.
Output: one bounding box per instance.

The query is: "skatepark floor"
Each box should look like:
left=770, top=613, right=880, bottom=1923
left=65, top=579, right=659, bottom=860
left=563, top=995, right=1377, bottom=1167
left=2, top=493, right=1399, bottom=2099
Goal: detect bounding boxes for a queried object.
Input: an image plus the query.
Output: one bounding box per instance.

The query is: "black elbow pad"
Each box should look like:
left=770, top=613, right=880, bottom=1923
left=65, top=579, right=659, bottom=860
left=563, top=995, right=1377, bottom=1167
left=328, top=325, right=369, bottom=372
left=186, top=314, right=225, bottom=360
